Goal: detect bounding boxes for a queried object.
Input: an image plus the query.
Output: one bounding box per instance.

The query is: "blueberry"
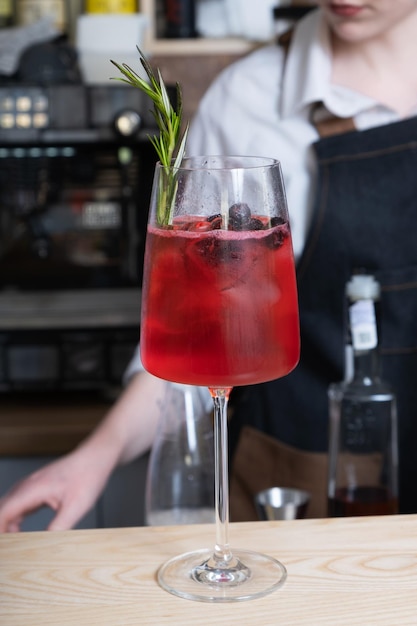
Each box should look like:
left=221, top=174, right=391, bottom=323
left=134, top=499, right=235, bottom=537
left=228, top=203, right=251, bottom=230
left=271, top=216, right=285, bottom=227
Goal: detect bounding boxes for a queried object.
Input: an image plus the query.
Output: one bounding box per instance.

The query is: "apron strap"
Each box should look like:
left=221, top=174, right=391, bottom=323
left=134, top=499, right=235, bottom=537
left=310, top=102, right=356, bottom=137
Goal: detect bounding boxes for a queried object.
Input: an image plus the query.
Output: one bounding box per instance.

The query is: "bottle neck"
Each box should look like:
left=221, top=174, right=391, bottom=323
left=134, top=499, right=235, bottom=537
left=347, top=295, right=381, bottom=384
left=352, top=346, right=381, bottom=384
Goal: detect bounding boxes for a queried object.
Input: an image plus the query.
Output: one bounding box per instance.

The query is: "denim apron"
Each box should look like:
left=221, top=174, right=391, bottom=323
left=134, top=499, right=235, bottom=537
left=230, top=114, right=417, bottom=519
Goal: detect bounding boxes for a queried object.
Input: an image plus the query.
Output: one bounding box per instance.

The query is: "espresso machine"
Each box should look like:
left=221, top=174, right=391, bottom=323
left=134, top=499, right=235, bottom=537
left=0, top=39, right=159, bottom=393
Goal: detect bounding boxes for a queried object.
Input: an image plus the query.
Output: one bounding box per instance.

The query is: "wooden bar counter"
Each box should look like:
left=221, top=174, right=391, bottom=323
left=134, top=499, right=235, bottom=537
left=1, top=515, right=417, bottom=625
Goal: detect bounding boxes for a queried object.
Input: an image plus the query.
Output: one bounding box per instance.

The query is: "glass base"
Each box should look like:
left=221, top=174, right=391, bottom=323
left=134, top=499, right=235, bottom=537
left=157, top=548, right=287, bottom=602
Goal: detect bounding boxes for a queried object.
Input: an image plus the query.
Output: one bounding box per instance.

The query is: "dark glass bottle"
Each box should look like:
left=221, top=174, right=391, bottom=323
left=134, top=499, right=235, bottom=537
left=328, top=274, right=399, bottom=517
left=164, top=0, right=197, bottom=38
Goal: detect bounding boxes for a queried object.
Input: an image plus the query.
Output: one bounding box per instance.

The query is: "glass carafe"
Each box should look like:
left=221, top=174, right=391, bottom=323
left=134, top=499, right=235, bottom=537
left=145, top=382, right=215, bottom=526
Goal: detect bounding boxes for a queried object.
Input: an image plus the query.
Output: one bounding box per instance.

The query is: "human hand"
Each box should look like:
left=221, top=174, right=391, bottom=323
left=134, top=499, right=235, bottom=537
left=0, top=372, right=163, bottom=533
left=0, top=447, right=114, bottom=532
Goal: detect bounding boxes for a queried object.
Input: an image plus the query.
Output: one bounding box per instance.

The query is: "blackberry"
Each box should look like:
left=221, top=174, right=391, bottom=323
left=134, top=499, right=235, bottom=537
left=247, top=217, right=264, bottom=230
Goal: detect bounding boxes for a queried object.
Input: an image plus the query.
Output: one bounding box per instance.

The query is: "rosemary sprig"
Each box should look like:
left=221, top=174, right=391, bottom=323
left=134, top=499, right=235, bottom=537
left=110, top=48, right=188, bottom=226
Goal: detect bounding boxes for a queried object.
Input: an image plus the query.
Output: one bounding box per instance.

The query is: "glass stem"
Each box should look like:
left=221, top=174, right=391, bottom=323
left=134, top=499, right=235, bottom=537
left=210, top=387, right=233, bottom=565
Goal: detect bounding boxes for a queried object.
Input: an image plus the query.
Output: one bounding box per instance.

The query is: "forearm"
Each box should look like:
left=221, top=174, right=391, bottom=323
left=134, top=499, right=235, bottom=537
left=76, top=371, right=166, bottom=468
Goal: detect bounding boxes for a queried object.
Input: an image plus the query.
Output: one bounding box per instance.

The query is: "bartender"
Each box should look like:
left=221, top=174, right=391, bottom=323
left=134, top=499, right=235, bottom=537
left=1, top=0, right=417, bottom=531
left=188, top=0, right=417, bottom=519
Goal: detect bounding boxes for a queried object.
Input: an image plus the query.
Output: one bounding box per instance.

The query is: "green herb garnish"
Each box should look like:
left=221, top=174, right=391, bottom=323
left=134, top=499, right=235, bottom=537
left=111, top=48, right=188, bottom=226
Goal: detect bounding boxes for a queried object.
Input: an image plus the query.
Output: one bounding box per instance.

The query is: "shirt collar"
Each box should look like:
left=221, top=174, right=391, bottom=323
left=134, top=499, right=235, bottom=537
left=280, top=8, right=376, bottom=119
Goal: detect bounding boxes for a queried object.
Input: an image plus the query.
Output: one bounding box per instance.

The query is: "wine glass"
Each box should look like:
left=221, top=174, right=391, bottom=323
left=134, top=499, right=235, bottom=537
left=140, top=155, right=300, bottom=602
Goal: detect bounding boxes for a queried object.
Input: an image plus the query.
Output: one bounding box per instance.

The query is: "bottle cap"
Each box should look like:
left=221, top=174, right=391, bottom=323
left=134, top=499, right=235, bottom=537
left=346, top=274, right=380, bottom=301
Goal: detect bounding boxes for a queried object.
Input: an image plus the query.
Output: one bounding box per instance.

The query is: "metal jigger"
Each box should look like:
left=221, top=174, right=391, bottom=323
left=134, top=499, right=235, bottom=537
left=254, top=487, right=310, bottom=521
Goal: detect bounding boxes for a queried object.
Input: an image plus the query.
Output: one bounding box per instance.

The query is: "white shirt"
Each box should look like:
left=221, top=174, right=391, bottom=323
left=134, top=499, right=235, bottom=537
left=187, top=7, right=409, bottom=262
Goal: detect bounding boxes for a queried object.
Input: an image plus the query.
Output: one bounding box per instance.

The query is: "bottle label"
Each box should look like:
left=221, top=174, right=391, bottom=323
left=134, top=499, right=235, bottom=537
left=349, top=299, right=377, bottom=351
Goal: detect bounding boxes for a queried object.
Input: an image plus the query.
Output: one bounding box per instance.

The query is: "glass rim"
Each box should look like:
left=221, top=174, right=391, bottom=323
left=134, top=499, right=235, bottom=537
left=156, top=155, right=281, bottom=171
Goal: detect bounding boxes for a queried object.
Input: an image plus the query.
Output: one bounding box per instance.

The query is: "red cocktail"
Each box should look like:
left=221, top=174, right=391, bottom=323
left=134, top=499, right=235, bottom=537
left=141, top=216, right=299, bottom=387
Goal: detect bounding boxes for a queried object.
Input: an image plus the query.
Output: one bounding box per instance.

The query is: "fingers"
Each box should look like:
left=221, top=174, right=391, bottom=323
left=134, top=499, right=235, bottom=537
left=0, top=462, right=66, bottom=533
left=1, top=512, right=23, bottom=533
left=0, top=483, right=86, bottom=533
left=0, top=447, right=113, bottom=533
left=0, top=486, right=49, bottom=533
left=48, top=499, right=90, bottom=531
